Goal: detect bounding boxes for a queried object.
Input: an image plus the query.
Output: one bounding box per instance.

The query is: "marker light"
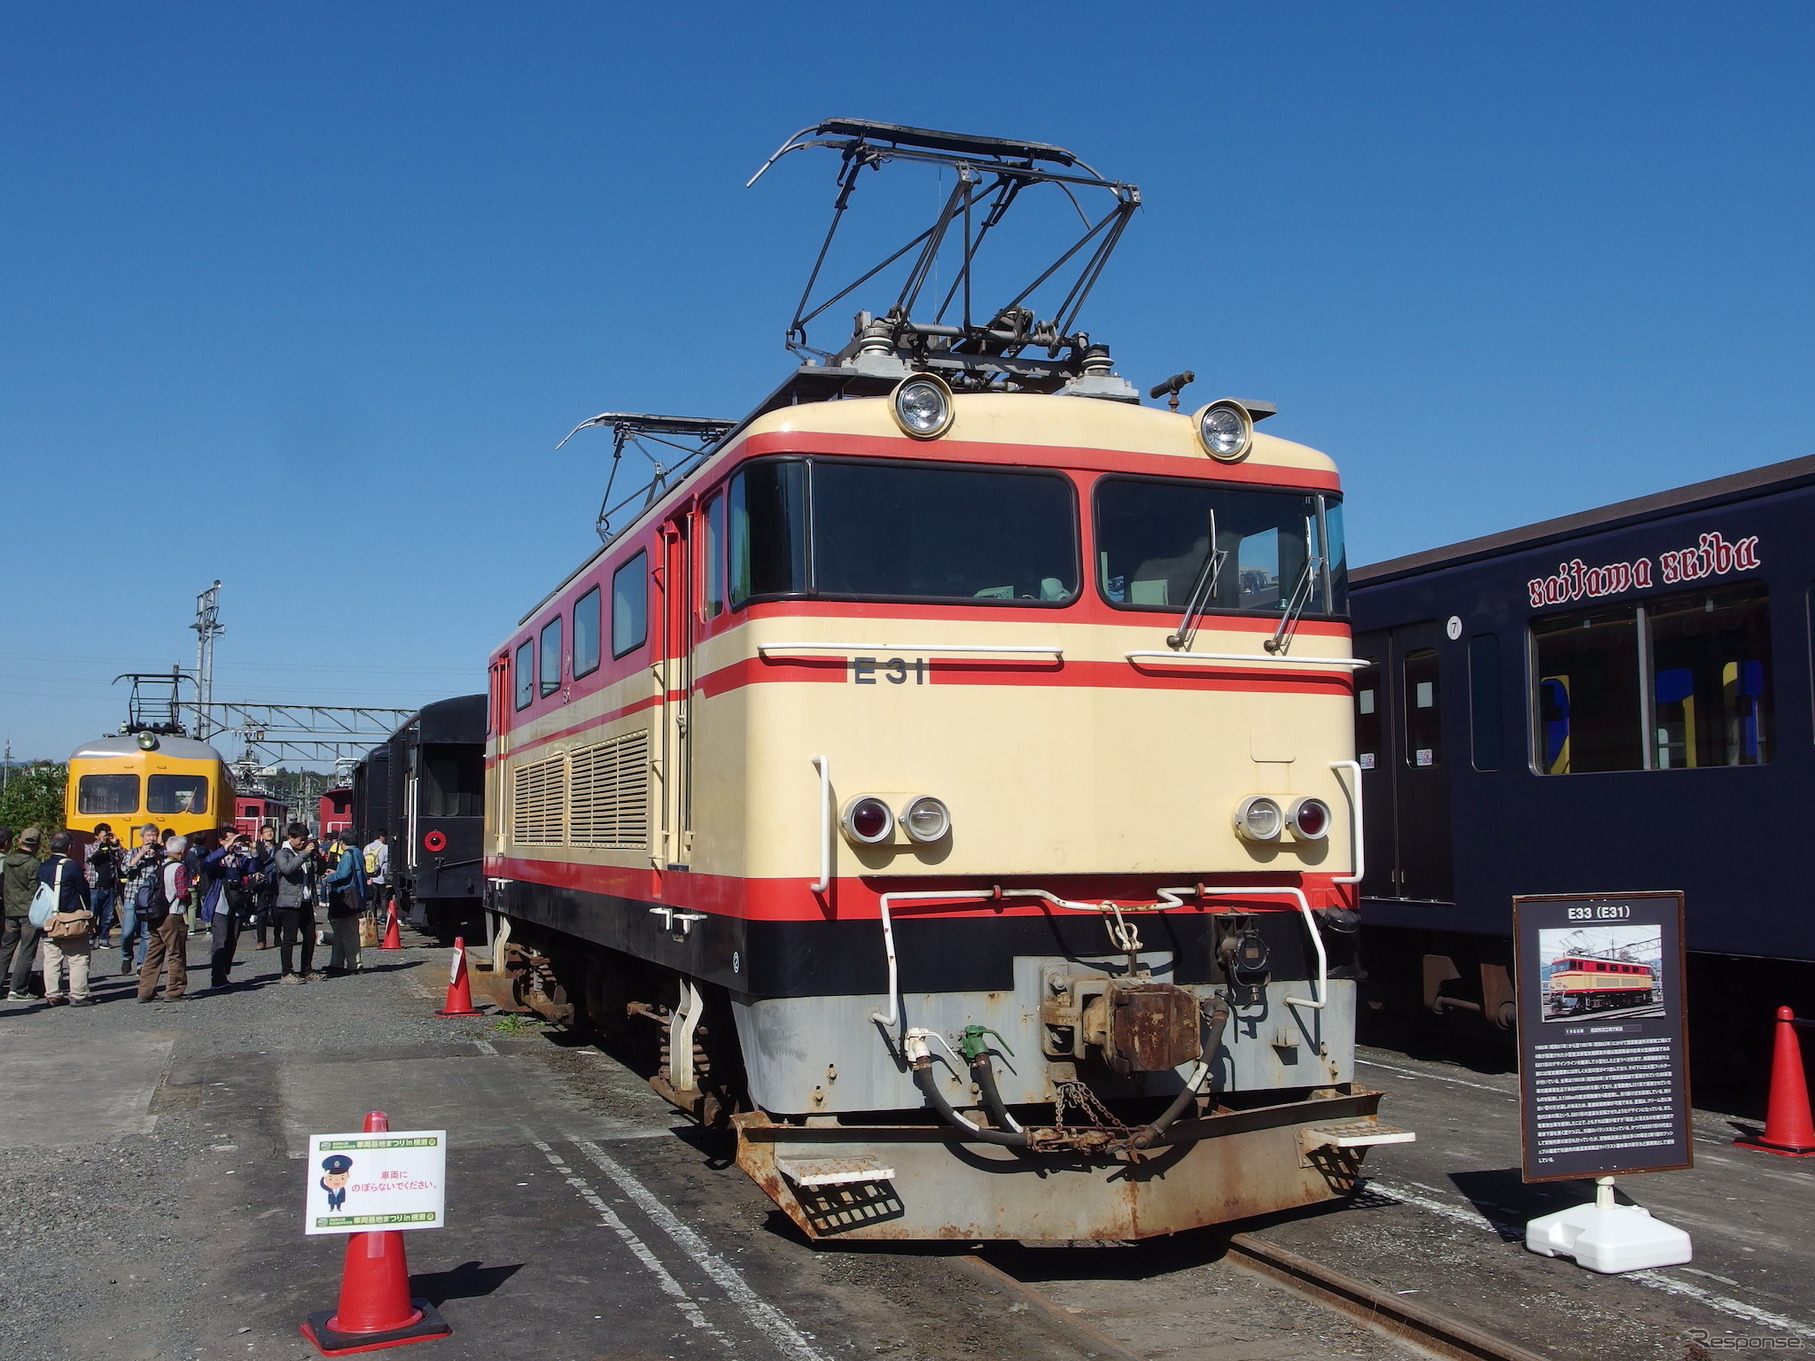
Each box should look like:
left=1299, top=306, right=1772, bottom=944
left=1195, top=400, right=1254, bottom=462
left=891, top=373, right=955, bottom=439
left=1233, top=795, right=1283, bottom=842
left=902, top=796, right=951, bottom=843
left=1288, top=797, right=1331, bottom=840
left=841, top=796, right=894, bottom=845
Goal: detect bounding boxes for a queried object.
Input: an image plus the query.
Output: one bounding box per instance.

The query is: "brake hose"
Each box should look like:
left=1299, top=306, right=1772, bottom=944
left=905, top=1030, right=1030, bottom=1147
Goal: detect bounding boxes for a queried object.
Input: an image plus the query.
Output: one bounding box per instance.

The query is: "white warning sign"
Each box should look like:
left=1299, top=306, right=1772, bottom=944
left=304, top=1129, right=447, bottom=1235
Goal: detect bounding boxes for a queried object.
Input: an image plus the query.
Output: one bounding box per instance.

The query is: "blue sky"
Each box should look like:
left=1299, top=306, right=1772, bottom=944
left=3, top=3, right=1811, bottom=762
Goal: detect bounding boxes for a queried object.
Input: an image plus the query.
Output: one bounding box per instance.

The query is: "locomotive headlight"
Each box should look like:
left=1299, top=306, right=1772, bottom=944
left=841, top=795, right=895, bottom=845
left=1288, top=796, right=1331, bottom=840
left=136, top=732, right=159, bottom=751
left=902, top=795, right=951, bottom=843
left=1233, top=795, right=1283, bottom=842
left=1196, top=400, right=1253, bottom=461
left=891, top=373, right=955, bottom=439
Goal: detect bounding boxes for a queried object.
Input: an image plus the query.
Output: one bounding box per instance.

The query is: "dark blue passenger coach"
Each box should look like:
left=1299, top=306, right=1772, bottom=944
left=1349, top=454, right=1815, bottom=1057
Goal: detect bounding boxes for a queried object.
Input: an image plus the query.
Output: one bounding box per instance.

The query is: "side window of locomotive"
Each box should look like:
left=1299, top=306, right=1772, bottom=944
left=1468, top=634, right=1502, bottom=771
left=1095, top=478, right=1341, bottom=616
left=514, top=640, right=534, bottom=710
left=148, top=774, right=208, bottom=815
left=1648, top=583, right=1771, bottom=767
left=612, top=551, right=648, bottom=658
left=1402, top=649, right=1441, bottom=767
left=78, top=773, right=140, bottom=815
left=1353, top=667, right=1381, bottom=771
left=812, top=461, right=1077, bottom=603
left=539, top=617, right=563, bottom=698
left=573, top=586, right=602, bottom=679
left=1530, top=606, right=1642, bottom=773
left=702, top=494, right=726, bottom=619
left=729, top=460, right=808, bottom=606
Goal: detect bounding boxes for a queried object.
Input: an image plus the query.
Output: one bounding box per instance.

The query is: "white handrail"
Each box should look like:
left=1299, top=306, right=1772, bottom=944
left=1330, top=760, right=1364, bottom=886
left=867, top=882, right=1333, bottom=1033
left=809, top=755, right=832, bottom=894
left=1126, top=650, right=1369, bottom=670
left=760, top=642, right=1064, bottom=658
left=1187, top=885, right=1328, bottom=1011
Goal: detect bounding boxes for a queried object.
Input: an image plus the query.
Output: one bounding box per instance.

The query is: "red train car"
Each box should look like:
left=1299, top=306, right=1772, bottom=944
left=318, top=787, right=353, bottom=835
left=233, top=795, right=288, bottom=840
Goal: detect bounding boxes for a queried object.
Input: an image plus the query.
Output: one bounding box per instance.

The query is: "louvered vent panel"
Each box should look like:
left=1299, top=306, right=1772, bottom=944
left=569, top=730, right=650, bottom=850
left=510, top=755, right=566, bottom=845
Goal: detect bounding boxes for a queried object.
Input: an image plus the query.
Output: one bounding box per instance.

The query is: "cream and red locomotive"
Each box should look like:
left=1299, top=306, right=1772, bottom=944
left=483, top=120, right=1408, bottom=1241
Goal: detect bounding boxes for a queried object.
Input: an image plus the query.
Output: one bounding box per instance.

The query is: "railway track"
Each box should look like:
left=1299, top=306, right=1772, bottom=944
left=961, top=1233, right=1552, bottom=1361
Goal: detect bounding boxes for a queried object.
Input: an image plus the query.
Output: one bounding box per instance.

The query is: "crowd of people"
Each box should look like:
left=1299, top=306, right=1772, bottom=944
left=0, top=822, right=394, bottom=1004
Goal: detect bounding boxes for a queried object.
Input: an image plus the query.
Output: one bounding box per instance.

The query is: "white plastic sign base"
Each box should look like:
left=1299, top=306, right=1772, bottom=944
left=1525, top=1201, right=1692, bottom=1273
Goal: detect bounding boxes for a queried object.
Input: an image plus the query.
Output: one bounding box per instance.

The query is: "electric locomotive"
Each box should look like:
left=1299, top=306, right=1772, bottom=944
left=484, top=120, right=1407, bottom=1241
left=67, top=672, right=235, bottom=848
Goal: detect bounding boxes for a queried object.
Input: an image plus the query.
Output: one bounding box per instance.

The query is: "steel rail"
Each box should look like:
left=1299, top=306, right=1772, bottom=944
left=965, top=1235, right=1551, bottom=1361
left=1222, top=1232, right=1552, bottom=1361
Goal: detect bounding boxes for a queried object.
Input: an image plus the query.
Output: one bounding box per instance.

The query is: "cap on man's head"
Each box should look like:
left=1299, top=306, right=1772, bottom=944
left=18, top=828, right=41, bottom=847
left=321, top=1154, right=353, bottom=1174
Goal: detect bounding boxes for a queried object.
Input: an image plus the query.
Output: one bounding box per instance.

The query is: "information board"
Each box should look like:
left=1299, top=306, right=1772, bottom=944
left=304, top=1128, right=447, bottom=1234
left=1514, top=892, right=1690, bottom=1182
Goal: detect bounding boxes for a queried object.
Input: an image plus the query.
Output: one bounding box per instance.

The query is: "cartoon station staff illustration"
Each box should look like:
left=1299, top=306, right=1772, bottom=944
left=320, top=1154, right=354, bottom=1212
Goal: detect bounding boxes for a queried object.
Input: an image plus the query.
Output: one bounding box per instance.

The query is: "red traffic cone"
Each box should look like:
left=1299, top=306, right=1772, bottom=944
left=380, top=904, right=402, bottom=952
left=436, top=938, right=483, bottom=1019
left=1735, top=1006, right=1815, bottom=1157
left=301, top=1112, right=452, bottom=1355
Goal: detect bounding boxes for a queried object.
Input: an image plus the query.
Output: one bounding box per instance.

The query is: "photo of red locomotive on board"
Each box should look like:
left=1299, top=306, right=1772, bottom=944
left=1540, top=925, right=1665, bottom=1021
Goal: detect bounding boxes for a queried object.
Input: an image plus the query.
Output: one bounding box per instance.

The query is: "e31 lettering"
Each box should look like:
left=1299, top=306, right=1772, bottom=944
left=851, top=656, right=929, bottom=685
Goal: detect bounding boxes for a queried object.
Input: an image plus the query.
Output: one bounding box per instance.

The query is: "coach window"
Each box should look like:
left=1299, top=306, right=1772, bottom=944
left=573, top=586, right=602, bottom=678
left=539, top=618, right=563, bottom=699
left=1648, top=583, right=1771, bottom=767
left=1468, top=634, right=1502, bottom=771
left=702, top=494, right=726, bottom=619
left=612, top=551, right=648, bottom=657
left=1531, top=607, right=1643, bottom=773
left=148, top=774, right=208, bottom=815
left=1402, top=649, right=1442, bottom=767
left=78, top=773, right=139, bottom=815
left=514, top=639, right=534, bottom=710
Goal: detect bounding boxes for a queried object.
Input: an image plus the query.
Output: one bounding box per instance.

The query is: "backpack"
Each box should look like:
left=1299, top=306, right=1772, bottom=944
left=134, top=863, right=170, bottom=921
left=363, top=847, right=379, bottom=876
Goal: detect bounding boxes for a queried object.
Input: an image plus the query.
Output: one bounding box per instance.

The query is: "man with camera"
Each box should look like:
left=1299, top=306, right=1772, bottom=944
left=272, top=823, right=320, bottom=983
left=85, top=824, right=125, bottom=953
left=202, top=829, right=259, bottom=991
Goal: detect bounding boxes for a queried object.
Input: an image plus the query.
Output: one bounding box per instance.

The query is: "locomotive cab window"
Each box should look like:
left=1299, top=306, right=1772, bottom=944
left=148, top=774, right=208, bottom=815
left=514, top=640, right=534, bottom=710
left=539, top=617, right=563, bottom=698
left=423, top=743, right=483, bottom=818
left=574, top=586, right=602, bottom=679
left=725, top=457, right=1075, bottom=606
left=612, top=551, right=648, bottom=657
left=1095, top=478, right=1345, bottom=618
left=78, top=773, right=139, bottom=815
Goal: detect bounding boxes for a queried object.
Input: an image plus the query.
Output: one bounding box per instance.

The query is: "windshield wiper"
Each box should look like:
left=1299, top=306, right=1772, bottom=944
left=1264, top=552, right=1326, bottom=655
left=1166, top=512, right=1227, bottom=651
